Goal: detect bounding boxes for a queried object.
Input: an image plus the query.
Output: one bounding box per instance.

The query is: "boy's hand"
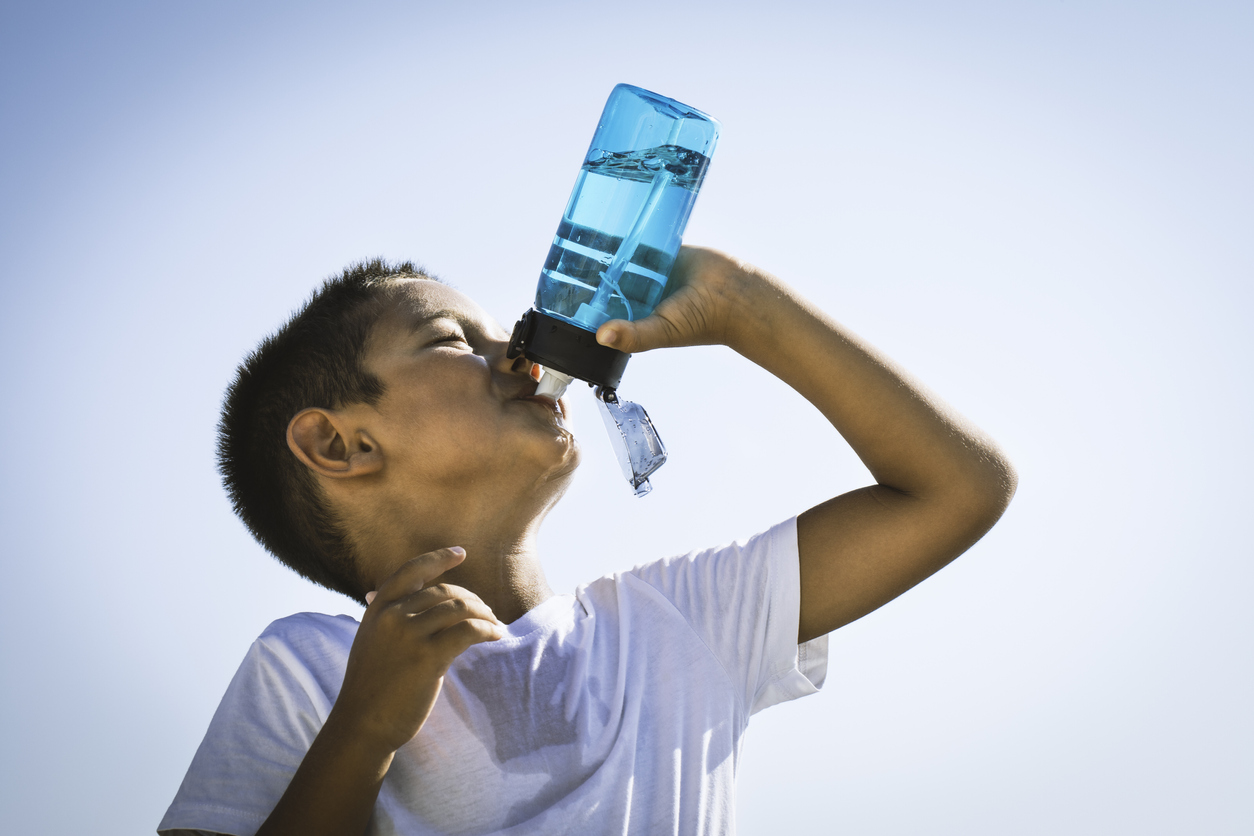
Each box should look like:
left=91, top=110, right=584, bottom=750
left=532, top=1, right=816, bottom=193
left=595, top=246, right=765, bottom=354
left=256, top=548, right=501, bottom=836
left=331, top=547, right=504, bottom=757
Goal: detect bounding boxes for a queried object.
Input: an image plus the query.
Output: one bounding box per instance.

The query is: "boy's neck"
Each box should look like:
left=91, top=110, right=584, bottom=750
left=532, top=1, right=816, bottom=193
left=436, top=534, right=555, bottom=625
left=357, top=512, right=556, bottom=625
left=330, top=448, right=572, bottom=624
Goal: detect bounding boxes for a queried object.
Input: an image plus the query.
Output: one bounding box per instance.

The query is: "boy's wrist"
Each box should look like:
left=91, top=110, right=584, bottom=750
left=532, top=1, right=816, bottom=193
left=676, top=247, right=774, bottom=350
left=713, top=256, right=792, bottom=357
left=254, top=702, right=398, bottom=836
left=321, top=702, right=405, bottom=768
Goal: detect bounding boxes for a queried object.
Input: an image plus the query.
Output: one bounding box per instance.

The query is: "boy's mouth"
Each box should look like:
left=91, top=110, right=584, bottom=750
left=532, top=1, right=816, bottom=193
left=516, top=393, right=565, bottom=419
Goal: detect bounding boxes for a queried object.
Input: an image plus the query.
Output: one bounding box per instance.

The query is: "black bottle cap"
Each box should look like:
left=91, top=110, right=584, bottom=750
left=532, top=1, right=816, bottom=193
left=507, top=309, right=630, bottom=390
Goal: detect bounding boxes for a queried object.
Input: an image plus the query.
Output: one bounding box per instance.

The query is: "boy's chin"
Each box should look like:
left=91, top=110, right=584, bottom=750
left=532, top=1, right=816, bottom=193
left=543, top=434, right=581, bottom=482
left=524, top=433, right=579, bottom=496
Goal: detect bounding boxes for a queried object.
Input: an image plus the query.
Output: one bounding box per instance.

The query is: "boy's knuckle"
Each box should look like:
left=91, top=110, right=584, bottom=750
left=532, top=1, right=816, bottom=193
left=444, top=620, right=482, bottom=645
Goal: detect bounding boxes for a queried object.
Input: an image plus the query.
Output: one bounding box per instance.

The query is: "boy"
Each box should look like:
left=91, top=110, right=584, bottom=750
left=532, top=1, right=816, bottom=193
left=160, top=246, right=1016, bottom=835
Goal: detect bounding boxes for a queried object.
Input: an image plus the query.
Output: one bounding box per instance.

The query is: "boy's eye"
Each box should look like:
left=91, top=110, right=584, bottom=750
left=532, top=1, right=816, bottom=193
left=431, top=332, right=468, bottom=346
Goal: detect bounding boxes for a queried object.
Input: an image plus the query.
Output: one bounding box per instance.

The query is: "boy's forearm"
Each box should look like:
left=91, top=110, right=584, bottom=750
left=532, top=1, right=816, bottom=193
left=707, top=254, right=1015, bottom=637
left=255, top=709, right=395, bottom=836
left=723, top=261, right=1013, bottom=506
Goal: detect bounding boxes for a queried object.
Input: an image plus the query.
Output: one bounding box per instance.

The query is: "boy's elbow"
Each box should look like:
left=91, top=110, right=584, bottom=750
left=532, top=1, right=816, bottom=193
left=959, top=446, right=1018, bottom=534
left=919, top=436, right=1017, bottom=540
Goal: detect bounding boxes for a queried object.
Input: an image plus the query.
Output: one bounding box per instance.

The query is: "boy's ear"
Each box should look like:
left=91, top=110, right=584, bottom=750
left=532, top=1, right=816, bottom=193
left=286, top=408, right=384, bottom=479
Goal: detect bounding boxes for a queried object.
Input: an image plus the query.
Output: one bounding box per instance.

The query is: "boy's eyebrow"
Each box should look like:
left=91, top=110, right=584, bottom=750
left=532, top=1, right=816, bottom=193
left=407, top=308, right=467, bottom=333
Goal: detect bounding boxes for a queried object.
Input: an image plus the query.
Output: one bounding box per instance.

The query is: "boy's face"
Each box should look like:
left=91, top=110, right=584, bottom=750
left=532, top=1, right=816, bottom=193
left=357, top=279, right=579, bottom=502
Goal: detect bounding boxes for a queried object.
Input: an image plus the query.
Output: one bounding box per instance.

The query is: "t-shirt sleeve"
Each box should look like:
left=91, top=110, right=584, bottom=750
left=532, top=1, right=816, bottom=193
left=626, top=517, right=828, bottom=716
left=157, top=615, right=347, bottom=836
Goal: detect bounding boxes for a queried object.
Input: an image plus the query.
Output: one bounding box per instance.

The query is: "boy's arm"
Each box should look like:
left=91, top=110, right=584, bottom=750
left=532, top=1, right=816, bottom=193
left=597, top=247, right=1017, bottom=642
left=255, top=548, right=502, bottom=836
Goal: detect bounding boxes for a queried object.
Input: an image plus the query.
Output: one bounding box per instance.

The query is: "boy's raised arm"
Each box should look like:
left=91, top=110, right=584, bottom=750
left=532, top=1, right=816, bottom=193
left=596, top=247, right=1017, bottom=642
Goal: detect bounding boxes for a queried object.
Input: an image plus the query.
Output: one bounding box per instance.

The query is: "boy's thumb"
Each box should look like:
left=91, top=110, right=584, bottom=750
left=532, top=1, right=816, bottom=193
left=595, top=323, right=630, bottom=351
left=597, top=318, right=673, bottom=353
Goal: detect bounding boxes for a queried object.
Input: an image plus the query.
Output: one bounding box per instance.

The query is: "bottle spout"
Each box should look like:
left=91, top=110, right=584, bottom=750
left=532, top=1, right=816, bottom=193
left=535, top=369, right=573, bottom=400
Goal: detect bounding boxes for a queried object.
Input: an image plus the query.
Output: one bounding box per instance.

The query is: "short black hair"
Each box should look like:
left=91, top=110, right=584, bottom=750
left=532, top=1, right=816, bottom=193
left=217, top=258, right=434, bottom=602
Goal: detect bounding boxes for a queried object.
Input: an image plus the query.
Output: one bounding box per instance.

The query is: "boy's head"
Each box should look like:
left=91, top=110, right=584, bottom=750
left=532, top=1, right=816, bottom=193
left=217, top=259, right=576, bottom=603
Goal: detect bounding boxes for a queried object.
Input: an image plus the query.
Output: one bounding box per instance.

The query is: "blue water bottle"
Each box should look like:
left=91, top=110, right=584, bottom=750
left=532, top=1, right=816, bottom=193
left=507, top=84, right=720, bottom=495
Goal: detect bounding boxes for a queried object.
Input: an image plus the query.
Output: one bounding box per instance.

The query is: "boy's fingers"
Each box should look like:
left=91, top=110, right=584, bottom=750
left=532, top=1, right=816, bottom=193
left=397, top=583, right=504, bottom=626
left=596, top=248, right=737, bottom=353
left=432, top=618, right=506, bottom=655
left=407, top=594, right=503, bottom=635
left=371, top=547, right=467, bottom=606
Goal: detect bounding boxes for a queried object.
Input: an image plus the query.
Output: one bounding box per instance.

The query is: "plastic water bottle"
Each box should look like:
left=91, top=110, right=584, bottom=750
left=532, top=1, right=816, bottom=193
left=538, top=84, right=720, bottom=334
left=507, top=84, right=719, bottom=494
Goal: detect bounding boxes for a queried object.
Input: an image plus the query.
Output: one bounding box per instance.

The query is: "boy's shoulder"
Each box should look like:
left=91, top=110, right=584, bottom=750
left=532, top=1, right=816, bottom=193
left=260, top=610, right=360, bottom=639
left=252, top=611, right=361, bottom=671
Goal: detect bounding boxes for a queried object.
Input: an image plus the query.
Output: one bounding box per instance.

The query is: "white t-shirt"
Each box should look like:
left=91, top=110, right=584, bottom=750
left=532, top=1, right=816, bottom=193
left=159, top=518, right=827, bottom=835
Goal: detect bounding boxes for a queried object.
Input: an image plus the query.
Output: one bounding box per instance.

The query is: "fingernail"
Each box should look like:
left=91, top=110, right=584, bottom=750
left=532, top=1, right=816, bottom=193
left=597, top=329, right=616, bottom=347
left=449, top=546, right=466, bottom=557
left=365, top=591, right=377, bottom=605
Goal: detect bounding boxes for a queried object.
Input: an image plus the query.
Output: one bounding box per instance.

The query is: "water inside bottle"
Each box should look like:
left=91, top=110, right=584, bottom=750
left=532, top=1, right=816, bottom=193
left=536, top=144, right=710, bottom=331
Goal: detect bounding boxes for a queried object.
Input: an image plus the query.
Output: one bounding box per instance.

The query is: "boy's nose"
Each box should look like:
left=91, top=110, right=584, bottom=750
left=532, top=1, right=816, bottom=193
left=509, top=354, right=541, bottom=381
left=495, top=341, right=541, bottom=381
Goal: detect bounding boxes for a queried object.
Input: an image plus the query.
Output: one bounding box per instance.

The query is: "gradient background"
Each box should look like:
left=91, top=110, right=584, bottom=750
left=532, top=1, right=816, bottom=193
left=2, top=1, right=1250, bottom=833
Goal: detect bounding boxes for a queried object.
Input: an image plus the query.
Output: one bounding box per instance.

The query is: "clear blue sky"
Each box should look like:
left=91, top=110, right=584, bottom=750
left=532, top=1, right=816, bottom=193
left=1, top=1, right=1250, bottom=833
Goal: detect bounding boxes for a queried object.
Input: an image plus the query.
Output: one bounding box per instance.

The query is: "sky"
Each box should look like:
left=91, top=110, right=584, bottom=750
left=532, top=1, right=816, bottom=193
left=1, top=1, right=1251, bottom=833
